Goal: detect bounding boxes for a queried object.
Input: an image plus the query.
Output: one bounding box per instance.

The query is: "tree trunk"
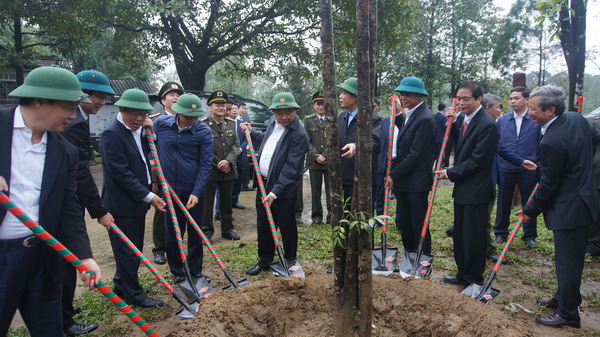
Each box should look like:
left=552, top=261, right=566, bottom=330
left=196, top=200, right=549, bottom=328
left=13, top=15, right=24, bottom=86
left=560, top=0, right=586, bottom=111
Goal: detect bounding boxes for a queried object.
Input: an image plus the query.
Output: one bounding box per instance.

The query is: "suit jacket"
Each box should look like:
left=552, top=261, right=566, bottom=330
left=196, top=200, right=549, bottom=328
left=0, top=107, right=93, bottom=282
left=446, top=107, right=499, bottom=204
left=377, top=115, right=405, bottom=175
left=433, top=111, right=446, bottom=144
left=390, top=103, right=435, bottom=193
left=236, top=118, right=248, bottom=166
left=304, top=114, right=327, bottom=171
left=338, top=110, right=382, bottom=187
left=63, top=107, right=108, bottom=219
left=523, top=112, right=600, bottom=230
left=251, top=115, right=309, bottom=199
left=99, top=119, right=152, bottom=217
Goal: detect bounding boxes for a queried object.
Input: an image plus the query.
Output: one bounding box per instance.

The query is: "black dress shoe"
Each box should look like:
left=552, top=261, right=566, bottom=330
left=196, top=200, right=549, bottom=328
left=524, top=239, right=537, bottom=249
left=443, top=275, right=466, bottom=285
left=246, top=262, right=269, bottom=275
left=444, top=226, right=454, bottom=238
left=232, top=202, right=246, bottom=209
left=135, top=297, right=164, bottom=308
left=222, top=231, right=240, bottom=240
left=535, top=313, right=580, bottom=328
left=64, top=322, right=99, bottom=336
left=174, top=275, right=186, bottom=284
left=73, top=306, right=81, bottom=315
left=493, top=236, right=507, bottom=244
left=536, top=298, right=559, bottom=309
left=153, top=252, right=166, bottom=265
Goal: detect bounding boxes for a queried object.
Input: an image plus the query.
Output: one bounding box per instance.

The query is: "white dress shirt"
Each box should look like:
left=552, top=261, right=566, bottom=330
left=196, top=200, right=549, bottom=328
left=541, top=116, right=558, bottom=136
left=513, top=110, right=527, bottom=137
left=260, top=122, right=286, bottom=178
left=0, top=107, right=46, bottom=239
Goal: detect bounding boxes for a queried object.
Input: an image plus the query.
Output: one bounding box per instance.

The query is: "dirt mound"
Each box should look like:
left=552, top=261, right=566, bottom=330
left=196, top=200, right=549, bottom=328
left=168, top=274, right=533, bottom=337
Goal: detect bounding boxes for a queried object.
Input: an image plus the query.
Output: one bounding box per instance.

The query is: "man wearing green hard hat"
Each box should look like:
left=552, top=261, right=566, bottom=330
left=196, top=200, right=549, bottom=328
left=60, top=69, right=116, bottom=336
left=99, top=88, right=166, bottom=308
left=241, top=92, right=309, bottom=276
left=153, top=93, right=214, bottom=285
left=385, top=76, right=436, bottom=264
left=0, top=65, right=100, bottom=337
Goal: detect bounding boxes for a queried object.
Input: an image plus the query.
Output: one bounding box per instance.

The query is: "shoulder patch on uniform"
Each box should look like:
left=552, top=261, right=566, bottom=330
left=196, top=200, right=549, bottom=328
left=225, top=117, right=236, bottom=122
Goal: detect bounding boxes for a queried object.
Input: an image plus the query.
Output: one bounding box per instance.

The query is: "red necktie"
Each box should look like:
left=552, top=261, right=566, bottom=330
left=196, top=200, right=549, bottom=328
left=461, top=120, right=468, bottom=137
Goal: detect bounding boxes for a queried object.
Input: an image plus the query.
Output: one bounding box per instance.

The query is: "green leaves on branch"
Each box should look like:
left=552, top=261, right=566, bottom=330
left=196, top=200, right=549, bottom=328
left=536, top=0, right=569, bottom=40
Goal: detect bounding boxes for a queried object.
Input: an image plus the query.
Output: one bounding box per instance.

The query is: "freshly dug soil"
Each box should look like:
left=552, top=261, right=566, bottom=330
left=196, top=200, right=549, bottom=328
left=168, top=274, right=532, bottom=337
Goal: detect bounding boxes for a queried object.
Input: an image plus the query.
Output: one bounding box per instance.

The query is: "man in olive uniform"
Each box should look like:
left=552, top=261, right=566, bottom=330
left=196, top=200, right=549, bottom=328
left=150, top=81, right=184, bottom=265
left=304, top=91, right=330, bottom=225
left=201, top=90, right=241, bottom=241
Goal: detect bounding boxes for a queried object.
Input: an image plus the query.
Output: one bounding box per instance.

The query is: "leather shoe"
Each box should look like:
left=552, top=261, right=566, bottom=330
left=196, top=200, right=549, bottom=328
left=64, top=322, right=98, bottom=336
left=524, top=239, right=537, bottom=249
left=246, top=262, right=269, bottom=275
left=535, top=313, right=580, bottom=328
left=443, top=275, right=466, bottom=285
left=174, top=275, right=186, bottom=284
left=153, top=252, right=166, bottom=265
left=135, top=297, right=164, bottom=308
left=536, top=298, right=559, bottom=309
left=232, top=202, right=246, bottom=209
left=222, top=231, right=240, bottom=240
left=493, top=236, right=507, bottom=244
left=444, top=226, right=454, bottom=238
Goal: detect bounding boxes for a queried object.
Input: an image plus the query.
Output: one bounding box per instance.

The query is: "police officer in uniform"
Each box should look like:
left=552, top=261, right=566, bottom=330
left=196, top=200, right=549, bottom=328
left=201, top=90, right=241, bottom=240
left=304, top=91, right=330, bottom=225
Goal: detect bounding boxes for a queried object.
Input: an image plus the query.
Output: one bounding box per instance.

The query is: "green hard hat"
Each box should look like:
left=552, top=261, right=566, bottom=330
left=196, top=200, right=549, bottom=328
left=337, top=77, right=358, bottom=95
left=394, top=76, right=429, bottom=96
left=9, top=66, right=91, bottom=103
left=172, top=93, right=205, bottom=117
left=77, top=70, right=115, bottom=95
left=114, top=88, right=153, bottom=111
left=269, top=92, right=300, bottom=110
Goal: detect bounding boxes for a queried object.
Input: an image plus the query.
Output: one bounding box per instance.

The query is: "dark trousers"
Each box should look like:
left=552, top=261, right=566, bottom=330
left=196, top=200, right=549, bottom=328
left=432, top=142, right=442, bottom=165
left=553, top=225, right=590, bottom=320
left=375, top=171, right=385, bottom=215
left=453, top=203, right=488, bottom=284
left=295, top=182, right=303, bottom=219
left=309, top=169, right=330, bottom=223
left=0, top=243, right=63, bottom=337
left=109, top=216, right=147, bottom=304
left=232, top=154, right=248, bottom=203
left=495, top=170, right=538, bottom=240
left=61, top=260, right=77, bottom=329
left=202, top=179, right=235, bottom=237
left=165, top=190, right=204, bottom=277
left=395, top=190, right=430, bottom=255
left=256, top=194, right=298, bottom=264
left=152, top=188, right=166, bottom=254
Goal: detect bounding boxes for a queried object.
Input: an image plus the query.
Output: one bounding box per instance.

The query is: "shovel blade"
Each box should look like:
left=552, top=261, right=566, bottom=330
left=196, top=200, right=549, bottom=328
left=193, top=276, right=214, bottom=299
left=176, top=278, right=200, bottom=302
left=372, top=248, right=398, bottom=276
left=175, top=301, right=200, bottom=320
left=461, top=283, right=501, bottom=304
left=399, top=251, right=433, bottom=278
left=270, top=259, right=305, bottom=279
left=223, top=278, right=251, bottom=291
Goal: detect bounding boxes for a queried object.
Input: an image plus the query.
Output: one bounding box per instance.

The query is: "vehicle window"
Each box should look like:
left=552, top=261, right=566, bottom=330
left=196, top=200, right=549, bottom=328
left=246, top=102, right=272, bottom=124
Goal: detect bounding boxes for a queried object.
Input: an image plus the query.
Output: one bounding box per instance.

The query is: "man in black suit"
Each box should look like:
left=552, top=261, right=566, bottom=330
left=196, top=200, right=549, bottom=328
left=0, top=66, right=100, bottom=337
left=435, top=80, right=498, bottom=286
left=386, top=77, right=435, bottom=255
left=100, top=89, right=166, bottom=308
left=519, top=86, right=600, bottom=328
left=433, top=103, right=447, bottom=164
left=243, top=92, right=309, bottom=275
left=59, top=70, right=116, bottom=336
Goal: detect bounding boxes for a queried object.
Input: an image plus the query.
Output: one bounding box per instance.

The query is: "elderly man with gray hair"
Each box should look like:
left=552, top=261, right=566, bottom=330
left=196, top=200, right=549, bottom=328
left=518, top=85, right=600, bottom=328
left=482, top=93, right=502, bottom=120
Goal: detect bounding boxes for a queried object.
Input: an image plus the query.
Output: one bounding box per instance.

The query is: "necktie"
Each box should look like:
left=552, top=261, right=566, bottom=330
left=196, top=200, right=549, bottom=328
left=461, top=120, right=468, bottom=137
left=319, top=117, right=323, bottom=125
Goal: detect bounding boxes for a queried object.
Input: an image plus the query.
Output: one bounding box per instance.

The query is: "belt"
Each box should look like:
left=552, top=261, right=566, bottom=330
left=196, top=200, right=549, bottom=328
left=0, top=235, right=40, bottom=248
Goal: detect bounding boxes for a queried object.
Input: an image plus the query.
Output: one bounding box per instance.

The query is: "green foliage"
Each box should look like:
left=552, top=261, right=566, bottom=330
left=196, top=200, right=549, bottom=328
left=536, top=0, right=569, bottom=40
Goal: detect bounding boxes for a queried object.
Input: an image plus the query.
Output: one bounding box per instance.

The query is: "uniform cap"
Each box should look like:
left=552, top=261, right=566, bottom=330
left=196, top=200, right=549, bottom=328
left=337, top=77, right=358, bottom=96
left=158, top=82, right=184, bottom=100
left=172, top=93, right=205, bottom=117
left=312, top=91, right=324, bottom=102
left=207, top=90, right=229, bottom=105
left=9, top=66, right=91, bottom=103
left=114, top=88, right=153, bottom=111
left=269, top=92, right=300, bottom=110
left=77, top=70, right=115, bottom=95
left=394, top=76, right=429, bottom=96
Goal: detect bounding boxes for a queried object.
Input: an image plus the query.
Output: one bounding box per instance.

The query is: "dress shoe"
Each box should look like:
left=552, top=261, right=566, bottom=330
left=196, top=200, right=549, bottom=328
left=535, top=313, right=580, bottom=328
left=295, top=217, right=303, bottom=225
left=222, top=231, right=240, bottom=240
left=536, top=298, right=559, bottom=309
left=64, top=322, right=98, bottom=336
left=493, top=236, right=507, bottom=244
left=443, top=275, right=466, bottom=285
left=174, top=275, right=186, bottom=284
left=524, top=239, right=537, bottom=249
left=246, top=262, right=269, bottom=275
left=153, top=252, right=166, bottom=265
left=445, top=226, right=454, bottom=237
left=487, top=251, right=500, bottom=262
left=73, top=306, right=81, bottom=315
left=135, top=297, right=164, bottom=308
left=232, top=202, right=246, bottom=209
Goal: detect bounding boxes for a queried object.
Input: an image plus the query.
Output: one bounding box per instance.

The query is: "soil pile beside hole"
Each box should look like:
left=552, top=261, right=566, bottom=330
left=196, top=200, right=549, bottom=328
left=169, top=274, right=533, bottom=337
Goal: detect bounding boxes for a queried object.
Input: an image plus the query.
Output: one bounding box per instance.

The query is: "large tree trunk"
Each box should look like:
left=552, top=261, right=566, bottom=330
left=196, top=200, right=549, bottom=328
left=13, top=15, right=24, bottom=86
left=560, top=0, right=586, bottom=111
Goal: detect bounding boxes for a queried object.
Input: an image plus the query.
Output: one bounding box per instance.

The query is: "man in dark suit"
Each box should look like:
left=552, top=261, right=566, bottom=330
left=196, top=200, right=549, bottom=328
left=520, top=85, right=600, bottom=328
left=230, top=100, right=248, bottom=209
left=59, top=70, right=116, bottom=336
left=0, top=66, right=100, bottom=337
left=435, top=80, right=499, bottom=286
left=337, top=77, right=382, bottom=200
left=587, top=117, right=600, bottom=257
left=243, top=92, right=309, bottom=275
left=375, top=110, right=402, bottom=216
left=386, top=77, right=435, bottom=255
left=100, top=89, right=166, bottom=308
left=433, top=103, right=447, bottom=164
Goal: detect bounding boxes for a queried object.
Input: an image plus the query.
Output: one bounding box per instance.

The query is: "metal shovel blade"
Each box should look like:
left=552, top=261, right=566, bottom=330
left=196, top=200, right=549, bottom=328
left=175, top=300, right=200, bottom=320
left=461, top=283, right=501, bottom=304
left=176, top=278, right=200, bottom=302
left=192, top=275, right=214, bottom=299
left=372, top=248, right=398, bottom=276
left=223, top=278, right=251, bottom=291
left=399, top=251, right=433, bottom=279
left=270, top=259, right=305, bottom=279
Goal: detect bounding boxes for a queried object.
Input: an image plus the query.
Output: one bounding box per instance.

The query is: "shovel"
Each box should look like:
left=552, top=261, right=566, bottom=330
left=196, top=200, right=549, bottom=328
left=244, top=129, right=305, bottom=279
left=109, top=223, right=199, bottom=319
left=462, top=184, right=539, bottom=303
left=399, top=105, right=456, bottom=278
